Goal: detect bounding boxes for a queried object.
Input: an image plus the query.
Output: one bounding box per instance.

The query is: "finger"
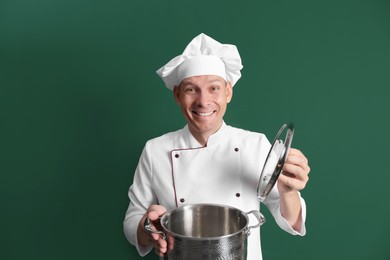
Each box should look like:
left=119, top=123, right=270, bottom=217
left=167, top=234, right=175, bottom=251
left=143, top=217, right=163, bottom=243
left=159, top=237, right=168, bottom=250
left=154, top=238, right=167, bottom=256
left=279, top=173, right=308, bottom=191
left=155, top=248, right=166, bottom=258
left=148, top=205, right=167, bottom=216
left=288, top=148, right=305, bottom=157
left=148, top=211, right=160, bottom=221
left=282, top=163, right=308, bottom=181
left=285, top=156, right=310, bottom=175
left=151, top=232, right=162, bottom=241
left=287, top=148, right=309, bottom=162
left=285, top=150, right=308, bottom=165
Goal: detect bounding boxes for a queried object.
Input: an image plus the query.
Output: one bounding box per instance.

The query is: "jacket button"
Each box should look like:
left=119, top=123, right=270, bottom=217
left=234, top=148, right=239, bottom=152
left=236, top=193, right=241, bottom=197
left=175, top=154, right=180, bottom=158
left=180, top=198, right=185, bottom=203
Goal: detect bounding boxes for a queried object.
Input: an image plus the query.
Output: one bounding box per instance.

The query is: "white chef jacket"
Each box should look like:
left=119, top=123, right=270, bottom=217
left=123, top=122, right=306, bottom=260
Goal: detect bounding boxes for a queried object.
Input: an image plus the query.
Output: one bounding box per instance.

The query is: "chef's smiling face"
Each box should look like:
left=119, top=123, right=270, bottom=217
left=174, top=75, right=233, bottom=143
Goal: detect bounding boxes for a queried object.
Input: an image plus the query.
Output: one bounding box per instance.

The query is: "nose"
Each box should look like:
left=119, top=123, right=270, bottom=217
left=195, top=90, right=211, bottom=107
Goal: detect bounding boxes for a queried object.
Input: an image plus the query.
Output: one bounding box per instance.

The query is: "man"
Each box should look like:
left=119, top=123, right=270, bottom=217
left=123, top=33, right=310, bottom=260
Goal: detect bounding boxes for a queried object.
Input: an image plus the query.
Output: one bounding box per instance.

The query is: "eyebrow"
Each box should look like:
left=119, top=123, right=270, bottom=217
left=208, top=80, right=225, bottom=85
left=180, top=81, right=195, bottom=87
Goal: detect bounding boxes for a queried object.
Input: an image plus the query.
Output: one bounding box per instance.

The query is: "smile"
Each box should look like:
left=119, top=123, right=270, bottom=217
left=193, top=111, right=215, bottom=117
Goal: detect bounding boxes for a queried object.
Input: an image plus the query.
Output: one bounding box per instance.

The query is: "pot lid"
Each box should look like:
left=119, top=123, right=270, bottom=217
left=257, top=123, right=294, bottom=202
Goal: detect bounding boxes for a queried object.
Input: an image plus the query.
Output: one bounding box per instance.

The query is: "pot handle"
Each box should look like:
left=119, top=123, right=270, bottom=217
left=246, top=210, right=266, bottom=234
left=144, top=217, right=167, bottom=240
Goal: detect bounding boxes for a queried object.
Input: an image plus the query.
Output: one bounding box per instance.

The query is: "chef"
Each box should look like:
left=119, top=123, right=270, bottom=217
left=123, top=33, right=310, bottom=260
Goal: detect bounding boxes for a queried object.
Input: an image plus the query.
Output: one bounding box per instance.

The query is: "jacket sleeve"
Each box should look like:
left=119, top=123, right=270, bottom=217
left=262, top=184, right=307, bottom=236
left=123, top=141, right=157, bottom=256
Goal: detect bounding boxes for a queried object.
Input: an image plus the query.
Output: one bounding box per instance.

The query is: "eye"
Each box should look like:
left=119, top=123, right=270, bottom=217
left=184, top=87, right=196, bottom=94
left=211, top=85, right=220, bottom=92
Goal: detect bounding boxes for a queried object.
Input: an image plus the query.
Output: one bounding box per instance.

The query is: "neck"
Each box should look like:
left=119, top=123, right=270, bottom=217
left=188, top=122, right=223, bottom=147
left=191, top=132, right=209, bottom=147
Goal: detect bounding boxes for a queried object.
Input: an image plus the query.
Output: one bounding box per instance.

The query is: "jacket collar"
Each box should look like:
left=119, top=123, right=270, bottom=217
left=180, top=121, right=228, bottom=148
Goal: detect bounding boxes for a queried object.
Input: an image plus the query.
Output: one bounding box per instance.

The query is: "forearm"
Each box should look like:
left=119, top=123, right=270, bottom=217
left=279, top=190, right=303, bottom=232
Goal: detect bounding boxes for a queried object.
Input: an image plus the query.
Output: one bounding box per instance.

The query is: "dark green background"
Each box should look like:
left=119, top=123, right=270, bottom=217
left=1, top=0, right=389, bottom=259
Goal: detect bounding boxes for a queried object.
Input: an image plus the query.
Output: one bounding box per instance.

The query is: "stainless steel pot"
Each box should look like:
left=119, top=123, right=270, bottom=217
left=145, top=204, right=265, bottom=260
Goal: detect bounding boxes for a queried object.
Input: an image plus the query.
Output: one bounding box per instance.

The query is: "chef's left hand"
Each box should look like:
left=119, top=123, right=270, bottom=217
left=277, top=148, right=310, bottom=194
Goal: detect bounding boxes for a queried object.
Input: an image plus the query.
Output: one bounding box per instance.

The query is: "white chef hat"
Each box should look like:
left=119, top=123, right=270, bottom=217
left=156, top=33, right=243, bottom=90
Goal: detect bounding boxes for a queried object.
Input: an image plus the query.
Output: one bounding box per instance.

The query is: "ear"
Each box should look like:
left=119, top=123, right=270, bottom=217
left=173, top=85, right=181, bottom=104
left=226, top=81, right=233, bottom=103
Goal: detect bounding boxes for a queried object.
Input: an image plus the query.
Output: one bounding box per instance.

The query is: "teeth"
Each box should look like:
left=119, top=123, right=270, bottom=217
left=196, top=111, right=213, bottom=116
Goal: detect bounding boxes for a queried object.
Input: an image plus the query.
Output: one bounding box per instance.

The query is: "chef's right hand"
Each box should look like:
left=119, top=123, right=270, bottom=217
left=137, top=204, right=168, bottom=257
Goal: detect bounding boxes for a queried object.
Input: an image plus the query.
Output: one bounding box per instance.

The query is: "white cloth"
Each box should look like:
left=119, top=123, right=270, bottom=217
left=123, top=122, right=306, bottom=260
left=156, top=33, right=243, bottom=90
